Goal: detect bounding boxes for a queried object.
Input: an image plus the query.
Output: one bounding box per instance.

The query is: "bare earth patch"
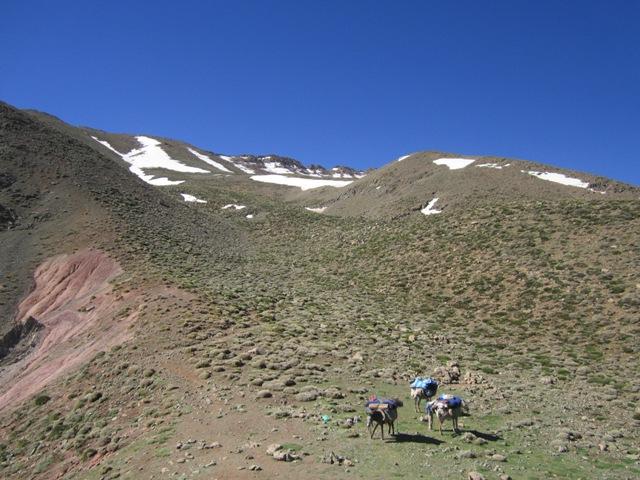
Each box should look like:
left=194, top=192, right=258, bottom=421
left=0, top=249, right=135, bottom=410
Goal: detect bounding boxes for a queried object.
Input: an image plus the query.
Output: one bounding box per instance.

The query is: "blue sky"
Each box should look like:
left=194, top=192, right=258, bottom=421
left=2, top=0, right=639, bottom=184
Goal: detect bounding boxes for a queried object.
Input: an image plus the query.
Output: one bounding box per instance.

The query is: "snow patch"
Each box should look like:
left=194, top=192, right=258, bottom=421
left=222, top=204, right=246, bottom=210
left=231, top=160, right=256, bottom=174
left=524, top=170, right=589, bottom=189
left=246, top=214, right=254, bottom=219
left=433, top=158, right=476, bottom=170
left=125, top=136, right=209, bottom=173
left=217, top=154, right=256, bottom=173
left=263, top=161, right=294, bottom=174
left=92, top=136, right=122, bottom=155
left=250, top=175, right=352, bottom=191
left=181, top=193, right=207, bottom=203
left=305, top=206, right=327, bottom=213
left=187, top=148, right=232, bottom=173
left=476, top=163, right=510, bottom=169
left=421, top=198, right=442, bottom=216
left=397, top=153, right=413, bottom=162
left=91, top=135, right=208, bottom=185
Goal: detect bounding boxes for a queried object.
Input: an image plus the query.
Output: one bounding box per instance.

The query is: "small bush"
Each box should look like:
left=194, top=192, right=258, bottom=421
left=34, top=394, right=51, bottom=406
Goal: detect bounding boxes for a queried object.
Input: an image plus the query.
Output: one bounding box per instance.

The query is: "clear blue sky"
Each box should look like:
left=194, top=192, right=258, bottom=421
left=2, top=0, right=639, bottom=185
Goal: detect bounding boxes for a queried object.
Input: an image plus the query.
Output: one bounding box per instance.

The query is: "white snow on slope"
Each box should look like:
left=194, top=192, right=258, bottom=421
left=250, top=175, right=352, bottom=191
left=231, top=159, right=256, bottom=174
left=305, top=206, right=327, bottom=213
left=246, top=214, right=254, bottom=219
left=187, top=148, right=232, bottom=173
left=433, top=158, right=476, bottom=170
left=181, top=193, right=207, bottom=203
left=125, top=136, right=209, bottom=173
left=421, top=198, right=442, bottom=215
left=92, top=136, right=122, bottom=155
left=525, top=171, right=589, bottom=189
left=263, top=161, right=294, bottom=174
left=397, top=154, right=413, bottom=162
left=222, top=204, right=246, bottom=210
left=92, top=135, right=210, bottom=185
left=142, top=174, right=185, bottom=186
left=205, top=154, right=256, bottom=174
left=476, top=163, right=511, bottom=169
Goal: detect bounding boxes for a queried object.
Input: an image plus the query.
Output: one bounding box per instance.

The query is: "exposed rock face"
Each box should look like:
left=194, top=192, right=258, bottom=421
left=0, top=316, right=43, bottom=361
left=0, top=249, right=137, bottom=410
left=434, top=361, right=461, bottom=384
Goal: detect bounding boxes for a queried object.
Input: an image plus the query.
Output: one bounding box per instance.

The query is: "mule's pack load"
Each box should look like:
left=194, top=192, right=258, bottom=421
left=436, top=393, right=463, bottom=409
left=410, top=377, right=439, bottom=397
left=365, top=395, right=401, bottom=413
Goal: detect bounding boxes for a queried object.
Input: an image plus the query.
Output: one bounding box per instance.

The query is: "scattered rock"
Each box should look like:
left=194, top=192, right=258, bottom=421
left=266, top=444, right=282, bottom=456
left=458, top=450, right=476, bottom=459
left=434, top=361, right=460, bottom=383
left=273, top=451, right=299, bottom=462
left=295, top=390, right=318, bottom=402
left=324, top=387, right=345, bottom=399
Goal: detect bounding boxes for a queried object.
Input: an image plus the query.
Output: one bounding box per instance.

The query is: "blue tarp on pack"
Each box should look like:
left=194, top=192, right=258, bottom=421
left=437, top=394, right=463, bottom=409
left=410, top=377, right=438, bottom=395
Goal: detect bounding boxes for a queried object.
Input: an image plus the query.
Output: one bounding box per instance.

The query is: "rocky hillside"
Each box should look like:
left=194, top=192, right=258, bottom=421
left=295, top=151, right=638, bottom=218
left=1, top=102, right=639, bottom=480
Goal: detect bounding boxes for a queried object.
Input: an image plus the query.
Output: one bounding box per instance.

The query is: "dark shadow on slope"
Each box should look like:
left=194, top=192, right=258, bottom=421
left=389, top=433, right=445, bottom=445
left=467, top=430, right=502, bottom=442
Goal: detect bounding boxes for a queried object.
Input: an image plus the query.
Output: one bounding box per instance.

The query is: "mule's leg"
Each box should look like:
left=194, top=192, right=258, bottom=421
left=380, top=420, right=384, bottom=440
left=370, top=421, right=378, bottom=439
left=439, top=416, right=444, bottom=435
left=368, top=416, right=378, bottom=439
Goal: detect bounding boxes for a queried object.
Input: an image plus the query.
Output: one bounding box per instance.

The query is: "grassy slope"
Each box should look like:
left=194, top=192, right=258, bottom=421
left=1, top=106, right=639, bottom=479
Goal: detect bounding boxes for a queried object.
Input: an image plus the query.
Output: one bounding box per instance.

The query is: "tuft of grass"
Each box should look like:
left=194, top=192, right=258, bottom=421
left=34, top=394, right=51, bottom=406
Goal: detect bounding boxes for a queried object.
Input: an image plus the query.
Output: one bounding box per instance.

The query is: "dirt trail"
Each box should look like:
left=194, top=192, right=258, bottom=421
left=0, top=249, right=135, bottom=410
